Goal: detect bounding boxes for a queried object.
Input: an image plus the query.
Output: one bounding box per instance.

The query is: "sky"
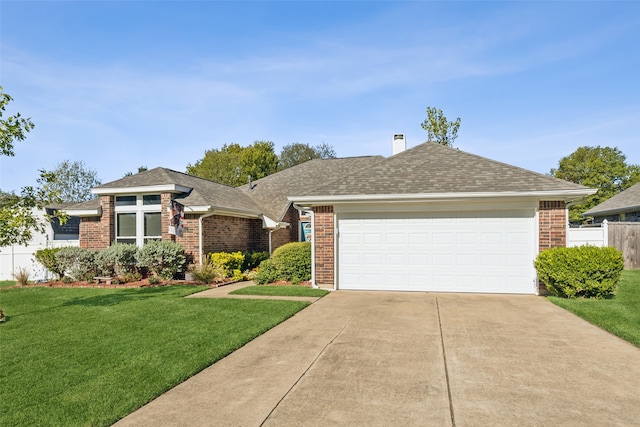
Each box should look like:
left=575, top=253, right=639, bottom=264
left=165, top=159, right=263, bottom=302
left=1, top=1, right=639, bottom=193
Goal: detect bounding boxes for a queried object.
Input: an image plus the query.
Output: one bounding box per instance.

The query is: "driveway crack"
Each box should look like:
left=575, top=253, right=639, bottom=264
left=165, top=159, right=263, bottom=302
left=259, top=316, right=353, bottom=426
left=436, top=297, right=456, bottom=427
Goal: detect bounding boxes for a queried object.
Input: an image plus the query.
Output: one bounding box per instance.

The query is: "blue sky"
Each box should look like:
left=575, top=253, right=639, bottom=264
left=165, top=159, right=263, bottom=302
left=1, top=1, right=638, bottom=193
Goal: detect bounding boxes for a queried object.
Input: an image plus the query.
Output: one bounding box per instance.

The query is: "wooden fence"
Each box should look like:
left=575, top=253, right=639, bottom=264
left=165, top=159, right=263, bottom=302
left=608, top=222, right=640, bottom=270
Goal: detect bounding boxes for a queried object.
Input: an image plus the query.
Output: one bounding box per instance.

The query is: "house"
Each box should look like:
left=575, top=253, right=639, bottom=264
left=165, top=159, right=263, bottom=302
left=288, top=140, right=595, bottom=294
left=66, top=138, right=594, bottom=294
left=582, top=182, right=640, bottom=223
left=0, top=205, right=80, bottom=281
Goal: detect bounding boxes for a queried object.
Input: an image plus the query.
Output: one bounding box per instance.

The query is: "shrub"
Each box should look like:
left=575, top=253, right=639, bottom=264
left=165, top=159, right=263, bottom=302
left=254, top=242, right=311, bottom=285
left=13, top=267, right=30, bottom=286
left=34, top=248, right=64, bottom=280
left=119, top=271, right=142, bottom=283
left=535, top=245, right=624, bottom=299
left=242, top=251, right=270, bottom=271
left=148, top=275, right=161, bottom=285
left=96, top=243, right=139, bottom=276
left=55, top=247, right=98, bottom=282
left=210, top=251, right=245, bottom=279
left=188, top=258, right=220, bottom=284
left=136, top=240, right=186, bottom=280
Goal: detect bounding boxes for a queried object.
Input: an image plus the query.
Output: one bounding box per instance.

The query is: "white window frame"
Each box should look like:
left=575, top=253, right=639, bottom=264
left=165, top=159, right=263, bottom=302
left=115, top=194, right=162, bottom=247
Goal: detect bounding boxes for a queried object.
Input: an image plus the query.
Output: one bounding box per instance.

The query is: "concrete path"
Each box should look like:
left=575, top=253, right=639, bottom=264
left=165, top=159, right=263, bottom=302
left=115, top=291, right=640, bottom=426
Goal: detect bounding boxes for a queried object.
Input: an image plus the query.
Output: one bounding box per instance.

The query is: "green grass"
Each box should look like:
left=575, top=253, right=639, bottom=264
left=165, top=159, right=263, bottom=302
left=230, top=285, right=329, bottom=297
left=0, top=280, right=16, bottom=288
left=549, top=270, right=640, bottom=347
left=0, top=286, right=309, bottom=426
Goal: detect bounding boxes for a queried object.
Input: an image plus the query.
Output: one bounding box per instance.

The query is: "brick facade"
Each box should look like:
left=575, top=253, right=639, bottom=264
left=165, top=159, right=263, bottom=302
left=538, top=201, right=567, bottom=251
left=313, top=206, right=334, bottom=286
left=79, top=195, right=114, bottom=250
left=270, top=204, right=301, bottom=252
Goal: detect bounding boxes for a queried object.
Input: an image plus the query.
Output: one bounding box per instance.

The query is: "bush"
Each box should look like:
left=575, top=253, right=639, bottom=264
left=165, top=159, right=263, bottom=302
left=55, top=247, right=98, bottom=282
left=96, top=243, right=139, bottom=276
left=254, top=242, right=311, bottom=285
left=136, top=240, right=186, bottom=280
left=188, top=258, right=220, bottom=284
left=242, top=251, right=270, bottom=271
left=535, top=245, right=624, bottom=299
left=34, top=248, right=64, bottom=280
left=13, top=267, right=30, bottom=286
left=210, top=251, right=245, bottom=279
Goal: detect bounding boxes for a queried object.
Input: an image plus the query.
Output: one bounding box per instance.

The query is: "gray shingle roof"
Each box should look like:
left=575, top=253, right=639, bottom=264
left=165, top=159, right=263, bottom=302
left=92, top=167, right=262, bottom=215
left=294, top=142, right=590, bottom=197
left=583, top=182, right=640, bottom=216
left=237, top=156, right=384, bottom=221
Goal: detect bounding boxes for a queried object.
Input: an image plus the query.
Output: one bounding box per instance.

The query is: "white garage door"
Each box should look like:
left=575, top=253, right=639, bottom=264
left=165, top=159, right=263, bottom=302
left=338, top=209, right=536, bottom=294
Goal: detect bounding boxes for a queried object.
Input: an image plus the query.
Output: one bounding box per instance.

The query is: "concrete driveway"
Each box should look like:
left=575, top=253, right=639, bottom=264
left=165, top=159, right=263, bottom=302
left=115, top=291, right=640, bottom=426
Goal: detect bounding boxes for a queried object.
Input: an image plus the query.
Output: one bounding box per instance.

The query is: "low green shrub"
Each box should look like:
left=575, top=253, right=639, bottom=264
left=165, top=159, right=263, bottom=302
left=148, top=275, right=161, bottom=285
left=210, top=251, right=245, bottom=279
left=242, top=251, right=270, bottom=271
left=535, top=245, right=624, bottom=299
left=34, top=248, right=64, bottom=280
left=55, top=247, right=98, bottom=282
left=96, top=243, right=139, bottom=276
left=254, top=242, right=311, bottom=285
left=136, top=241, right=186, bottom=280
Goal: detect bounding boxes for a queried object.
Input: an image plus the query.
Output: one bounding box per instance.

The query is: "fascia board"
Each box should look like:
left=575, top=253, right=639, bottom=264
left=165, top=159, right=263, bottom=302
left=62, top=208, right=102, bottom=217
left=288, top=189, right=597, bottom=205
left=211, top=208, right=261, bottom=219
left=92, top=184, right=192, bottom=195
left=583, top=204, right=640, bottom=217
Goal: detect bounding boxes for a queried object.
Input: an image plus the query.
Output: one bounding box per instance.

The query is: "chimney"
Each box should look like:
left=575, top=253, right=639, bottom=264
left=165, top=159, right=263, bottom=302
left=392, top=133, right=406, bottom=155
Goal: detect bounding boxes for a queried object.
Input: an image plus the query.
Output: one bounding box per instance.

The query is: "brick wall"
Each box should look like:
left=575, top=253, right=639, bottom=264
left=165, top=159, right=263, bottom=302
left=270, top=204, right=300, bottom=252
left=176, top=213, right=200, bottom=265
left=538, top=200, right=567, bottom=294
left=201, top=214, right=268, bottom=258
left=161, top=193, right=176, bottom=242
left=79, top=195, right=113, bottom=250
left=313, top=206, right=334, bottom=286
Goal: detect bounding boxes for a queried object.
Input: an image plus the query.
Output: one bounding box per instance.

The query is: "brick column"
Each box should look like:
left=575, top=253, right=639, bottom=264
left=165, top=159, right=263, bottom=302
left=161, top=193, right=175, bottom=242
left=313, top=206, right=334, bottom=286
left=538, top=201, right=567, bottom=252
left=80, top=195, right=114, bottom=250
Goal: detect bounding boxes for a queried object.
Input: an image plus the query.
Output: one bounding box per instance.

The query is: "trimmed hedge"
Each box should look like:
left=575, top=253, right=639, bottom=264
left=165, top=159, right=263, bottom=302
left=534, top=245, right=624, bottom=299
left=55, top=247, right=98, bottom=282
left=210, top=251, right=244, bottom=279
left=136, top=240, right=186, bottom=280
left=255, top=242, right=311, bottom=285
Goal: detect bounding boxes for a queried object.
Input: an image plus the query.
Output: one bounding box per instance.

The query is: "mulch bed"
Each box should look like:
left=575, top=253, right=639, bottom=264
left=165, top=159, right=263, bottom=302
left=6, top=278, right=236, bottom=290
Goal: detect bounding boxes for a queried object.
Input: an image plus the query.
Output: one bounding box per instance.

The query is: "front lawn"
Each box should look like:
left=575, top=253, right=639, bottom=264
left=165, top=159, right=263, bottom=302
left=230, top=285, right=329, bottom=297
left=0, top=286, right=309, bottom=426
left=0, top=280, right=16, bottom=288
left=549, top=270, right=640, bottom=347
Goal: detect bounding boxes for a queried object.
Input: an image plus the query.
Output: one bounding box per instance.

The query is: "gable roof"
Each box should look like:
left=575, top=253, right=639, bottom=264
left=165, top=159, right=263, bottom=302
left=289, top=142, right=594, bottom=203
left=583, top=182, right=640, bottom=217
left=87, top=167, right=262, bottom=216
left=237, top=156, right=384, bottom=221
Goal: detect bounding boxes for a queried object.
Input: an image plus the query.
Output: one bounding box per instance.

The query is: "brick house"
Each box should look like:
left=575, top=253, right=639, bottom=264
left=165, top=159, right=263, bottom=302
left=67, top=139, right=594, bottom=294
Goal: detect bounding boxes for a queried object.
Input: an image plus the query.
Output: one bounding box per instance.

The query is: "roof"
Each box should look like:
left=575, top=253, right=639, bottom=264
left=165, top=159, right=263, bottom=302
left=237, top=156, right=383, bottom=221
left=290, top=142, right=594, bottom=202
left=78, top=167, right=263, bottom=216
left=583, top=182, right=640, bottom=217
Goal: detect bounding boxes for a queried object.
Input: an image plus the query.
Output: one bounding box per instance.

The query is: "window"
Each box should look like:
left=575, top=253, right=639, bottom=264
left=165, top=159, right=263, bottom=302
left=115, top=195, right=162, bottom=246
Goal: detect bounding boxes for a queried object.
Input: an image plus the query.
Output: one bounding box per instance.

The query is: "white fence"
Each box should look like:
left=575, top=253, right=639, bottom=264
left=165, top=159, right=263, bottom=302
left=567, top=221, right=608, bottom=247
left=0, top=239, right=80, bottom=282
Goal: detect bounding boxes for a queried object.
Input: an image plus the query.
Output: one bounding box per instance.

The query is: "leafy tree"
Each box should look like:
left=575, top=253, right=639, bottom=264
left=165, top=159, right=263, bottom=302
left=278, top=142, right=337, bottom=170
left=420, top=106, right=461, bottom=146
left=551, top=146, right=640, bottom=223
left=39, top=160, right=101, bottom=203
left=123, top=165, right=148, bottom=177
left=0, top=86, right=35, bottom=157
left=186, top=141, right=278, bottom=186
left=0, top=87, right=66, bottom=247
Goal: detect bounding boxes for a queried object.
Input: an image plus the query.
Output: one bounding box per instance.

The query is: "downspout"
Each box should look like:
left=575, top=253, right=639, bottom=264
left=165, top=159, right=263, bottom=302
left=199, top=210, right=216, bottom=266
left=293, top=203, right=317, bottom=289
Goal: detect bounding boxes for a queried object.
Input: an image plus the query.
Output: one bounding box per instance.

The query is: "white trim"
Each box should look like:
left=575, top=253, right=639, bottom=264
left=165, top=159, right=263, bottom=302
left=289, top=189, right=596, bottom=205
left=92, top=184, right=191, bottom=195
left=63, top=208, right=101, bottom=217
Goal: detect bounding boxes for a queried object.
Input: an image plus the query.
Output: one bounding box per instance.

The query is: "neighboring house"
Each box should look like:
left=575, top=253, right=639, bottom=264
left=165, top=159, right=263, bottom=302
left=66, top=138, right=594, bottom=294
left=0, top=206, right=80, bottom=281
left=582, top=182, right=640, bottom=223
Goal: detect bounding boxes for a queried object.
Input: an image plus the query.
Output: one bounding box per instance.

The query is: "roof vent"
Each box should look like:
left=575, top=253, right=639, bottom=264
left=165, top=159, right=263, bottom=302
left=392, top=134, right=406, bottom=156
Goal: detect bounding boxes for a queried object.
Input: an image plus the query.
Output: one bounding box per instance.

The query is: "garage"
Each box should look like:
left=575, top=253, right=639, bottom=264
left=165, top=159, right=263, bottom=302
left=337, top=208, right=537, bottom=294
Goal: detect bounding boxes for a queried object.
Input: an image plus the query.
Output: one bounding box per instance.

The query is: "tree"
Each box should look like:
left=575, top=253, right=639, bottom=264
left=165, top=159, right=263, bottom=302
left=123, top=165, right=148, bottom=177
left=420, top=106, right=461, bottom=146
left=38, top=160, right=101, bottom=203
left=0, top=86, right=35, bottom=157
left=278, top=142, right=337, bottom=170
left=186, top=141, right=278, bottom=186
left=0, top=87, right=65, bottom=247
left=551, top=146, right=640, bottom=223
